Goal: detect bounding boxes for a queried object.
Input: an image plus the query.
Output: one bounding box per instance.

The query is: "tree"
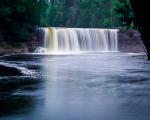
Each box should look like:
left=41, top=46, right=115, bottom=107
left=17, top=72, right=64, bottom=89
left=0, top=0, right=50, bottom=42
left=48, top=0, right=116, bottom=28
left=113, top=0, right=135, bottom=28
left=130, top=0, right=150, bottom=60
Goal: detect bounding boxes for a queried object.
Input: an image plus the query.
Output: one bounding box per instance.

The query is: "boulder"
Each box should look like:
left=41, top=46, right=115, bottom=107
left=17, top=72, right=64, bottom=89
left=0, top=65, right=23, bottom=76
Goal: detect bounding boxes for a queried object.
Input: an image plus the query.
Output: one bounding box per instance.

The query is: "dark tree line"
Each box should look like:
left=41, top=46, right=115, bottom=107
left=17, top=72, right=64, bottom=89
left=48, top=0, right=135, bottom=28
left=0, top=0, right=50, bottom=42
left=0, top=0, right=134, bottom=42
left=113, top=0, right=135, bottom=28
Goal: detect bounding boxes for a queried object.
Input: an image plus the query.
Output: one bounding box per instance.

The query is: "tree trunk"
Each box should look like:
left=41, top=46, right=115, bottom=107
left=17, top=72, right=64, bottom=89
left=130, top=0, right=150, bottom=60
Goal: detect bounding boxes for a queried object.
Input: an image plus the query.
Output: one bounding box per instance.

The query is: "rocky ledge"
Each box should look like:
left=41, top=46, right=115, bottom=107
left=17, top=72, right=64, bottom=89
left=118, top=29, right=144, bottom=53
left=0, top=64, right=23, bottom=76
left=0, top=47, right=29, bottom=56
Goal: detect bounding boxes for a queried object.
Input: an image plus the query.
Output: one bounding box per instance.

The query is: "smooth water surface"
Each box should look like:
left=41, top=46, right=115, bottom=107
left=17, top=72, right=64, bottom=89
left=0, top=52, right=150, bottom=120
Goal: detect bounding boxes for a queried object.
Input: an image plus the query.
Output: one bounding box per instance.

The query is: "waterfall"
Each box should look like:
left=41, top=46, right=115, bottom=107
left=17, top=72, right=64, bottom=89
left=36, top=27, right=119, bottom=53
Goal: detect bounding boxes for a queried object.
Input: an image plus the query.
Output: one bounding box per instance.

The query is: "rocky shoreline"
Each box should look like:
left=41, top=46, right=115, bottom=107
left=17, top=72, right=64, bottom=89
left=0, top=47, right=29, bottom=56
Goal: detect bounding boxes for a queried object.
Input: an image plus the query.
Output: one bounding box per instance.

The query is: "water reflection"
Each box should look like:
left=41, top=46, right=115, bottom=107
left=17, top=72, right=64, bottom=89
left=0, top=53, right=150, bottom=120
left=0, top=95, right=35, bottom=117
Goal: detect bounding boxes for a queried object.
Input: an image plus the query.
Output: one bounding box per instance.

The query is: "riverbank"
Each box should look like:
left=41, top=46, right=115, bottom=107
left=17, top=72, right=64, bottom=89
left=0, top=32, right=37, bottom=55
left=0, top=39, right=37, bottom=56
left=0, top=47, right=29, bottom=56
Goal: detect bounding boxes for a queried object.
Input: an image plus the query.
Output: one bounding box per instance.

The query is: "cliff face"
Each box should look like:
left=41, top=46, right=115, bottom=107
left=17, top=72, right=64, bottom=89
left=118, top=29, right=144, bottom=53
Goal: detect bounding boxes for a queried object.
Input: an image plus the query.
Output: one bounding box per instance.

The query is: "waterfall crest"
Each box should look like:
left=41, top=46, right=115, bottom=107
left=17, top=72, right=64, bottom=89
left=37, top=27, right=119, bottom=53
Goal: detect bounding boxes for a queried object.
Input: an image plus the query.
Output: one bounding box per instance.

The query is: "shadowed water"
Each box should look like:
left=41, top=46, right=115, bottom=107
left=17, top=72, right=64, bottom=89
left=0, top=52, right=150, bottom=120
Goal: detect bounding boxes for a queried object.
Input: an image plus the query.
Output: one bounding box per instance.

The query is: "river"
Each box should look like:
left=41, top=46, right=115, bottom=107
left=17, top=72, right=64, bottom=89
left=0, top=52, right=150, bottom=120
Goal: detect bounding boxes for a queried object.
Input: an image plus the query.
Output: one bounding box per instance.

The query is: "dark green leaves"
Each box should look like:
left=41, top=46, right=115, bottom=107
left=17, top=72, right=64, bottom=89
left=0, top=0, right=50, bottom=42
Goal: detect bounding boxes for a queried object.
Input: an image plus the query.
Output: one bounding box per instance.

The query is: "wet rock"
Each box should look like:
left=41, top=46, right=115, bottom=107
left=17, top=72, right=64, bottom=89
left=118, top=29, right=144, bottom=53
left=0, top=65, right=23, bottom=76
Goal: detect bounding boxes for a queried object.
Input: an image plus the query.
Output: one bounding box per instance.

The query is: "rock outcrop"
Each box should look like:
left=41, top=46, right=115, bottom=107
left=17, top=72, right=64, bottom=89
left=0, top=65, right=23, bottom=76
left=118, top=29, right=144, bottom=53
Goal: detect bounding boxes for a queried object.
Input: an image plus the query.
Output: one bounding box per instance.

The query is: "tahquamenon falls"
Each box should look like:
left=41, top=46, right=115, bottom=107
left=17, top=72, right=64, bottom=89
left=36, top=27, right=119, bottom=53
left=1, top=27, right=150, bottom=120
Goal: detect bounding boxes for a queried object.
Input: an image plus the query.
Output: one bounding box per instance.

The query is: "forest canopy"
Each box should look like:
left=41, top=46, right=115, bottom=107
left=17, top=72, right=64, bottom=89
left=0, top=0, right=134, bottom=42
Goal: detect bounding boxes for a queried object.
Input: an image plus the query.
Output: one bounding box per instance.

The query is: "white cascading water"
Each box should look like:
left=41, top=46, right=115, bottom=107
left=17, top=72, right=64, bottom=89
left=36, top=27, right=119, bottom=53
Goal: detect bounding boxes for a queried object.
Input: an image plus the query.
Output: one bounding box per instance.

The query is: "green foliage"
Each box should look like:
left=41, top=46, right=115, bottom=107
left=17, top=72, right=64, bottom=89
left=113, top=0, right=135, bottom=28
left=0, top=0, right=50, bottom=42
left=77, top=0, right=103, bottom=27
left=48, top=0, right=116, bottom=28
left=48, top=0, right=134, bottom=29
